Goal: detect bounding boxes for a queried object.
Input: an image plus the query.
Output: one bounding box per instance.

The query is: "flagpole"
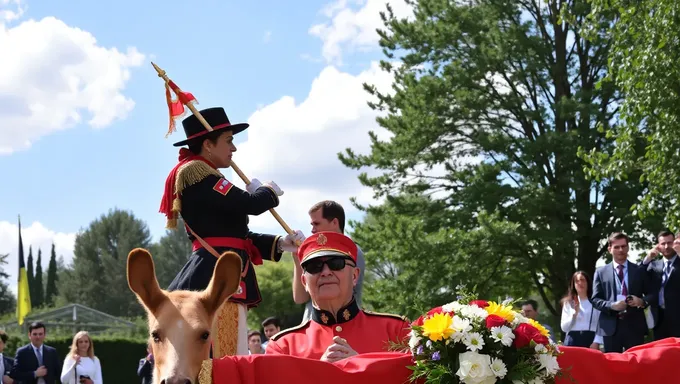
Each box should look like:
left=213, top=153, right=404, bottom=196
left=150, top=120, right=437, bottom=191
left=151, top=62, right=296, bottom=237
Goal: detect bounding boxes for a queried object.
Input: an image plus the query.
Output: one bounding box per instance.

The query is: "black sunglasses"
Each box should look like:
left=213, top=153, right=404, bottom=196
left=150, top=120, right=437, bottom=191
left=302, top=257, right=356, bottom=274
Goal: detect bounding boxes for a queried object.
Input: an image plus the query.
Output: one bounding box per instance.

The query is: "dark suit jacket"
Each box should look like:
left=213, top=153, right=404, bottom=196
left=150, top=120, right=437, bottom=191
left=644, top=255, right=680, bottom=330
left=591, top=260, right=651, bottom=337
left=137, top=358, right=153, bottom=384
left=10, top=343, right=61, bottom=384
left=2, top=354, right=14, bottom=377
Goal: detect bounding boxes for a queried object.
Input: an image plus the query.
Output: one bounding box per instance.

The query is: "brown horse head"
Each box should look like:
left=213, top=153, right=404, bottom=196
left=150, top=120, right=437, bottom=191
left=127, top=248, right=242, bottom=384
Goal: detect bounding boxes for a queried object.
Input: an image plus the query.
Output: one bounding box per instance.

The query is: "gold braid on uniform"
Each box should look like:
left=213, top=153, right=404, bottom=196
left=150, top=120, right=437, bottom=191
left=167, top=160, right=224, bottom=228
left=198, top=359, right=212, bottom=384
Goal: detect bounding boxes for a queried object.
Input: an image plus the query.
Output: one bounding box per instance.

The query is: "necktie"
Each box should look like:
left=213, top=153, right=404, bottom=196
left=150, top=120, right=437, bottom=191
left=617, top=264, right=627, bottom=296
left=36, top=347, right=43, bottom=365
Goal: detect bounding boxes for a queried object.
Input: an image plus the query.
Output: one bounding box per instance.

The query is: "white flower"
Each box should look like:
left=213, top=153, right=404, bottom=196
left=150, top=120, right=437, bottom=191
left=408, top=330, right=419, bottom=350
left=449, top=315, right=472, bottom=342
left=511, top=313, right=528, bottom=327
left=537, top=354, right=560, bottom=376
left=534, top=344, right=547, bottom=354
left=464, top=332, right=485, bottom=352
left=460, top=305, right=489, bottom=320
left=442, top=302, right=458, bottom=313
left=455, top=352, right=496, bottom=384
left=490, top=325, right=515, bottom=347
left=489, top=357, right=507, bottom=378
left=529, top=378, right=544, bottom=384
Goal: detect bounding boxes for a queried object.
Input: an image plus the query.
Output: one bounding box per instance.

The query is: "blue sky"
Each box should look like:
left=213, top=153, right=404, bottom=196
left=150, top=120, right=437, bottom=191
left=0, top=0, right=414, bottom=291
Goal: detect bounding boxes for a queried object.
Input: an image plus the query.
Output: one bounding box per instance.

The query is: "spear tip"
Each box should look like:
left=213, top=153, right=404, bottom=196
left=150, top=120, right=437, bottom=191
left=150, top=61, right=164, bottom=76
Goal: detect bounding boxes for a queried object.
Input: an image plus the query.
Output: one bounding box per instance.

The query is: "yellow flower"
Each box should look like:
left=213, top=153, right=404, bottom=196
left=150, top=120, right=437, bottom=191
left=528, top=318, right=551, bottom=338
left=484, top=301, right=516, bottom=323
left=422, top=313, right=454, bottom=341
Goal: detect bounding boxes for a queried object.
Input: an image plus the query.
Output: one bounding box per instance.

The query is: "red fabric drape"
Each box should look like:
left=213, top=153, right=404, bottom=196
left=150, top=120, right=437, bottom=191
left=210, top=338, right=680, bottom=384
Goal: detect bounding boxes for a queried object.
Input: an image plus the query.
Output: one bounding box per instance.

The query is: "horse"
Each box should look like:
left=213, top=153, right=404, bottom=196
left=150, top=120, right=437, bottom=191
left=126, top=247, right=242, bottom=384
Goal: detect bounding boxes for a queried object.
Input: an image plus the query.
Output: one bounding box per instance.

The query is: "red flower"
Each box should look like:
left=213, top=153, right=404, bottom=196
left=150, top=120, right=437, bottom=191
left=426, top=306, right=444, bottom=317
left=412, top=316, right=425, bottom=327
left=485, top=315, right=506, bottom=329
left=470, top=300, right=489, bottom=308
left=513, top=323, right=549, bottom=348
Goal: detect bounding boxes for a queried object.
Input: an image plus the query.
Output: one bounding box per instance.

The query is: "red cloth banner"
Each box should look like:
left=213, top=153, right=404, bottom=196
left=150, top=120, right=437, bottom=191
left=210, top=338, right=680, bottom=384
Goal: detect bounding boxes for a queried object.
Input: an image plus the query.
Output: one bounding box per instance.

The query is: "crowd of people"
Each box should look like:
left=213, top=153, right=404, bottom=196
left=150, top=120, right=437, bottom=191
left=0, top=323, right=102, bottom=384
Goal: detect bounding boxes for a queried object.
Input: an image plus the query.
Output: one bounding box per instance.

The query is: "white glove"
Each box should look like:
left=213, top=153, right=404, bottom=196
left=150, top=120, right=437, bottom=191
left=263, top=180, right=284, bottom=196
left=246, top=178, right=262, bottom=194
left=279, top=230, right=305, bottom=252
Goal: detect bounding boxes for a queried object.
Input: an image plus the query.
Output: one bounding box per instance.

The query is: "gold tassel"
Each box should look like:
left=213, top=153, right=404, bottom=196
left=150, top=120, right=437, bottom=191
left=167, top=217, right=178, bottom=229
left=174, top=160, right=223, bottom=196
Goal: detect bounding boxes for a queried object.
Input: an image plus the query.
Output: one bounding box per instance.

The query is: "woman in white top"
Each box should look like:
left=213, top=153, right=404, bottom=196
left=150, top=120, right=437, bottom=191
left=60, top=331, right=103, bottom=384
left=560, top=270, right=603, bottom=348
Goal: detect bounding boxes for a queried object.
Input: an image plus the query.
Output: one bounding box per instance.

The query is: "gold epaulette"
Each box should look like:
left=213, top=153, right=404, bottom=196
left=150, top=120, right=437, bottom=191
left=166, top=160, right=223, bottom=229
left=363, top=309, right=409, bottom=322
left=271, top=320, right=311, bottom=341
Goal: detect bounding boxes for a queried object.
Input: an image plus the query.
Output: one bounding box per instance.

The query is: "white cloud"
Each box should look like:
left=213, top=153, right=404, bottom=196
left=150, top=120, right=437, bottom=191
left=0, top=0, right=145, bottom=155
left=309, top=0, right=413, bottom=64
left=0, top=220, right=76, bottom=294
left=227, top=61, right=394, bottom=233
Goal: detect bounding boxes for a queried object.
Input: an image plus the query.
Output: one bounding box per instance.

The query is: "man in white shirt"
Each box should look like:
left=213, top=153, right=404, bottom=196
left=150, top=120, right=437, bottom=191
left=10, top=322, right=60, bottom=384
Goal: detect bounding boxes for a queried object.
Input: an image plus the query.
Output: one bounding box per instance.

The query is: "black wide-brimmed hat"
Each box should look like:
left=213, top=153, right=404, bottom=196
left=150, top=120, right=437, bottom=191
left=173, top=107, right=249, bottom=147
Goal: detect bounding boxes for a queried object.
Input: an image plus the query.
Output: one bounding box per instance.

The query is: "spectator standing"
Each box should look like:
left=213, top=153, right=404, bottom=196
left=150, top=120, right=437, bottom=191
left=60, top=331, right=102, bottom=384
left=560, top=271, right=604, bottom=348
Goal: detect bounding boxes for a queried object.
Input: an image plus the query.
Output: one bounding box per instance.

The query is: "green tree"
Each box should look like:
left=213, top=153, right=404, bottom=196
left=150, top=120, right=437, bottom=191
left=34, top=248, right=44, bottom=308
left=341, top=0, right=663, bottom=321
left=148, top=218, right=192, bottom=289
left=580, top=0, right=680, bottom=226
left=27, top=246, right=35, bottom=303
left=45, top=243, right=59, bottom=306
left=57, top=208, right=152, bottom=317
left=247, top=253, right=305, bottom=331
left=0, top=253, right=17, bottom=315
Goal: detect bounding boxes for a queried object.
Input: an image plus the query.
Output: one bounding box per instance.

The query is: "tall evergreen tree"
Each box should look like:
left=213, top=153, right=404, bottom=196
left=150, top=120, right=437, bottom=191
left=340, top=0, right=664, bottom=320
left=0, top=253, right=16, bottom=315
left=45, top=243, right=59, bottom=306
left=34, top=248, right=44, bottom=308
left=56, top=208, right=152, bottom=316
left=26, top=246, right=35, bottom=303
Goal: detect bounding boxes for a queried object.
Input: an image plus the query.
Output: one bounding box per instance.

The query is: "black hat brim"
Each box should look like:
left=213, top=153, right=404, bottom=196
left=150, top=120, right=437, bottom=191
left=173, top=123, right=249, bottom=147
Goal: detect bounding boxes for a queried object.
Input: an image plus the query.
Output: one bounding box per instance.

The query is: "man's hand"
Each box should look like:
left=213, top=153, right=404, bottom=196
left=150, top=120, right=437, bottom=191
left=280, top=230, right=305, bottom=252
left=644, top=245, right=660, bottom=264
left=589, top=342, right=600, bottom=350
left=246, top=178, right=263, bottom=194
left=35, top=366, right=47, bottom=377
left=320, top=336, right=358, bottom=363
left=2, top=374, right=14, bottom=384
left=611, top=300, right=627, bottom=311
left=263, top=181, right=284, bottom=196
left=626, top=295, right=645, bottom=308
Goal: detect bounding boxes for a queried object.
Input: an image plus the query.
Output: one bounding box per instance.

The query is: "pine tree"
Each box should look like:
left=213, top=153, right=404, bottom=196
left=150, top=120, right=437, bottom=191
left=27, top=246, right=35, bottom=303
left=34, top=248, right=44, bottom=307
left=45, top=243, right=59, bottom=306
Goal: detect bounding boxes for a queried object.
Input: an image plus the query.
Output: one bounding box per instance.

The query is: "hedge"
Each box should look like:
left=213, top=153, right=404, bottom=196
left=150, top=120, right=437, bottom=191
left=4, top=334, right=148, bottom=383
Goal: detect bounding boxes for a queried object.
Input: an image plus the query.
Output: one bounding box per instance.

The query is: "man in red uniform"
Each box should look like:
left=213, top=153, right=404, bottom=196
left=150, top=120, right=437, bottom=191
left=265, top=232, right=410, bottom=362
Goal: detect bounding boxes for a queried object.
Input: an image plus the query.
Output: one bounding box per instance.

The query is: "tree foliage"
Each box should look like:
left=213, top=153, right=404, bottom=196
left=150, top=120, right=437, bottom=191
left=580, top=0, right=680, bottom=226
left=57, top=208, right=153, bottom=317
left=341, top=0, right=664, bottom=319
left=45, top=243, right=59, bottom=306
left=0, top=253, right=16, bottom=315
left=247, top=254, right=305, bottom=331
left=34, top=248, right=44, bottom=308
left=148, top=218, right=192, bottom=289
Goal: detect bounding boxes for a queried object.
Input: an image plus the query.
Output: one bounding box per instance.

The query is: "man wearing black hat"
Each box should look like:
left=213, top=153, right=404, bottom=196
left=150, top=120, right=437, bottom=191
left=159, top=107, right=304, bottom=357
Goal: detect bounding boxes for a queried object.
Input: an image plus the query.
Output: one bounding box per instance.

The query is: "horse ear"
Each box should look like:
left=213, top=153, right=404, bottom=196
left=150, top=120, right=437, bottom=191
left=201, top=251, right=242, bottom=315
left=127, top=248, right=165, bottom=313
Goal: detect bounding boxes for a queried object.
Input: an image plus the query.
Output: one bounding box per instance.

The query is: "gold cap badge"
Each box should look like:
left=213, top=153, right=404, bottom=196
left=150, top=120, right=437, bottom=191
left=317, top=233, right=328, bottom=245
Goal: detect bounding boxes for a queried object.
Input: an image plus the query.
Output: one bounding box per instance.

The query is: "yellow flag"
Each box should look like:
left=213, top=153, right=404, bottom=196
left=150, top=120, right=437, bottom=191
left=16, top=216, right=31, bottom=325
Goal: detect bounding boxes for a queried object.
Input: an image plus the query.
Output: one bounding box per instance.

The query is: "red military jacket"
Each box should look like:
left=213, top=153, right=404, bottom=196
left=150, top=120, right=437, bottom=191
left=265, top=299, right=411, bottom=359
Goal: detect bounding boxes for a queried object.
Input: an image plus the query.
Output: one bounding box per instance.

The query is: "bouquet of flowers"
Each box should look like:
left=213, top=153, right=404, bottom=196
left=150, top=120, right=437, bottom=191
left=406, top=291, right=565, bottom=384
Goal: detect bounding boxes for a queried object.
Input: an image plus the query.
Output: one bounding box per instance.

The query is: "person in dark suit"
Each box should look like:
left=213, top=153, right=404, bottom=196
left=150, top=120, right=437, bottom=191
left=137, top=342, right=153, bottom=384
left=0, top=330, right=15, bottom=384
left=592, top=232, right=652, bottom=353
left=640, top=230, right=680, bottom=340
left=10, top=321, right=61, bottom=384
